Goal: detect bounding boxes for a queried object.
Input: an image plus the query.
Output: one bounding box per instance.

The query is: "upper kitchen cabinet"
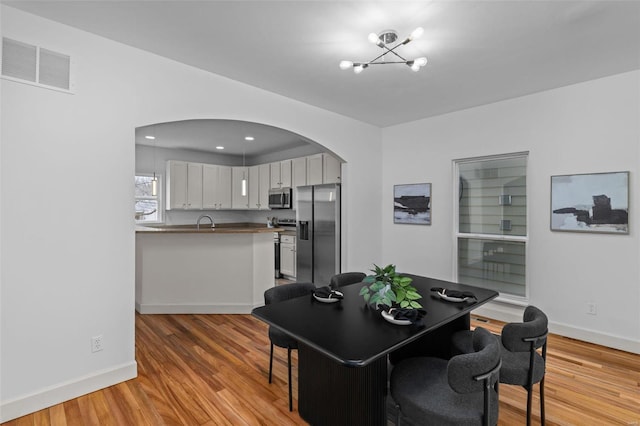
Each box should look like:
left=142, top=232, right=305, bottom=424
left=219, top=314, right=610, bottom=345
left=231, top=167, right=249, bottom=209
left=322, top=153, right=341, bottom=184
left=306, top=154, right=323, bottom=185
left=166, top=161, right=203, bottom=210
left=292, top=157, right=307, bottom=188
left=270, top=159, right=292, bottom=189
left=249, top=164, right=270, bottom=210
left=305, top=154, right=341, bottom=185
left=202, top=164, right=232, bottom=210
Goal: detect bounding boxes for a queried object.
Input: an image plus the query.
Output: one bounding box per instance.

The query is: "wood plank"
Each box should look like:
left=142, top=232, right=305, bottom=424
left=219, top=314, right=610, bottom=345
left=3, top=313, right=638, bottom=425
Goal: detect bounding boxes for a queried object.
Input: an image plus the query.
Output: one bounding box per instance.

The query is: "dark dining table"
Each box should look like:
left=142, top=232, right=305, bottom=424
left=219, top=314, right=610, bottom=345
left=251, top=274, right=498, bottom=425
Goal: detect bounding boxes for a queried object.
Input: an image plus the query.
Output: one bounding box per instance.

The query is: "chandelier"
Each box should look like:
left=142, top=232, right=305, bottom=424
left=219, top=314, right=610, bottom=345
left=340, top=27, right=427, bottom=74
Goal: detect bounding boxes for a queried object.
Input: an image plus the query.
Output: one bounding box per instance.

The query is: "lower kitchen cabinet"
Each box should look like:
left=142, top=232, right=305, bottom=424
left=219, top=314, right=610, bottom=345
left=280, top=234, right=296, bottom=278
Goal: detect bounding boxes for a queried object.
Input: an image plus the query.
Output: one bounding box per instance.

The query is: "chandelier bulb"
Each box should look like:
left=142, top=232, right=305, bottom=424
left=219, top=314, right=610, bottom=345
left=368, top=33, right=379, bottom=44
left=339, top=60, right=354, bottom=70
left=415, top=57, right=428, bottom=67
left=353, top=64, right=367, bottom=74
left=410, top=63, right=421, bottom=72
left=410, top=27, right=424, bottom=40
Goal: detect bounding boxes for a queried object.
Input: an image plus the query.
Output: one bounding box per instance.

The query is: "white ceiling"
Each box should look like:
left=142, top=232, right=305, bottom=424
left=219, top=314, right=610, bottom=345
left=6, top=0, right=640, bottom=153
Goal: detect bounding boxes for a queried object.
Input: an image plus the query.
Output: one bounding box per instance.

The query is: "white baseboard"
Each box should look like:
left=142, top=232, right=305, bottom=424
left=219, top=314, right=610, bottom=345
left=472, top=302, right=640, bottom=354
left=0, top=361, right=137, bottom=423
left=135, top=302, right=253, bottom=314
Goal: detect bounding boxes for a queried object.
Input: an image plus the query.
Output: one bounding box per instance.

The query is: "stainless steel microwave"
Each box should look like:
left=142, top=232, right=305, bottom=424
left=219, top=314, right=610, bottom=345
left=268, top=188, right=292, bottom=209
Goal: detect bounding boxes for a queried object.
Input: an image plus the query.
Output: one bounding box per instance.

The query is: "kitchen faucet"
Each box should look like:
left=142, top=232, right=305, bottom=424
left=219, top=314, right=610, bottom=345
left=196, top=214, right=215, bottom=229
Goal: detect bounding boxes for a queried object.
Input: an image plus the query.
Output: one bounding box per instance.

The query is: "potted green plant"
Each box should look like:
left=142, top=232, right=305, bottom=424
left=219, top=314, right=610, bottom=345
left=359, top=264, right=422, bottom=309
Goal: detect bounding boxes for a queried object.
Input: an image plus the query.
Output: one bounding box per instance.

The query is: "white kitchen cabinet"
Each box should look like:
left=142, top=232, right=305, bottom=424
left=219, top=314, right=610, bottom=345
left=306, top=154, right=324, bottom=185
left=269, top=162, right=280, bottom=189
left=166, top=161, right=202, bottom=210
left=166, top=161, right=187, bottom=210
left=292, top=157, right=307, bottom=188
left=187, top=163, right=203, bottom=209
left=280, top=159, right=292, bottom=187
left=231, top=167, right=249, bottom=209
left=203, top=164, right=232, bottom=209
left=322, top=153, right=341, bottom=184
left=217, top=166, right=232, bottom=208
left=280, top=234, right=296, bottom=278
left=248, top=164, right=270, bottom=210
left=258, top=164, right=270, bottom=208
left=270, top=160, right=292, bottom=189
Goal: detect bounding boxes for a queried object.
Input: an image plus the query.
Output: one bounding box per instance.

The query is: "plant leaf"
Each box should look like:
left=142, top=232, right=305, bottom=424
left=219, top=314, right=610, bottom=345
left=400, top=300, right=409, bottom=308
left=370, top=282, right=384, bottom=292
left=409, top=301, right=422, bottom=309
left=398, top=277, right=413, bottom=286
left=406, top=290, right=422, bottom=300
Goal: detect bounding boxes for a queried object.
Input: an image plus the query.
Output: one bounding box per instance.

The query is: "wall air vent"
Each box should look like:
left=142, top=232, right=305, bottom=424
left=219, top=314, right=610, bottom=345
left=1, top=37, right=74, bottom=93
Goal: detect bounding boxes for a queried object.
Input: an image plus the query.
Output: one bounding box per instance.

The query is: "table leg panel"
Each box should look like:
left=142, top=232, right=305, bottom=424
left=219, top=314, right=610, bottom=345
left=298, top=344, right=387, bottom=426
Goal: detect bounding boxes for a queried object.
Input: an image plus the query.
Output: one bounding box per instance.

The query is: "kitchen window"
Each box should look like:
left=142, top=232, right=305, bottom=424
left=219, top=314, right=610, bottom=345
left=135, top=174, right=162, bottom=223
left=454, top=152, right=528, bottom=299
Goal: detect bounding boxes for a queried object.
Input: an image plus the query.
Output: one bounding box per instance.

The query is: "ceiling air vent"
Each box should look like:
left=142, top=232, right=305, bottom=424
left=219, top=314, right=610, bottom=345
left=1, top=37, right=74, bottom=93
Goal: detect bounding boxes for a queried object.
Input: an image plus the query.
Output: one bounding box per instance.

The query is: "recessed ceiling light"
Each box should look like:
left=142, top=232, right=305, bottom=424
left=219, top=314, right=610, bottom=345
left=145, top=135, right=155, bottom=140
left=245, top=136, right=255, bottom=141
left=216, top=146, right=224, bottom=150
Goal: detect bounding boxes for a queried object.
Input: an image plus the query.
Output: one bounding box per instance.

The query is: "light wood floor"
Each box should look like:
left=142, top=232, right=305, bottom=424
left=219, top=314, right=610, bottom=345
left=3, top=313, right=639, bottom=425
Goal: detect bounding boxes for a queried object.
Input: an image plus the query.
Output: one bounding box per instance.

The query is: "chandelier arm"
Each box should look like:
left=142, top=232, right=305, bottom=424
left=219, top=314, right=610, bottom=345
left=377, top=42, right=409, bottom=62
left=367, top=61, right=410, bottom=65
left=367, top=44, right=408, bottom=65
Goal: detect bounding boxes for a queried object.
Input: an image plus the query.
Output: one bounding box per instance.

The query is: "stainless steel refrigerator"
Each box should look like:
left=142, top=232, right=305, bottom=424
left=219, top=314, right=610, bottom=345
left=296, top=184, right=340, bottom=285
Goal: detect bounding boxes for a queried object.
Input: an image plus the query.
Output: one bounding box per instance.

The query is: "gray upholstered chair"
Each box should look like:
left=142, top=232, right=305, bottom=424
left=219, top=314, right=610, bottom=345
left=451, top=306, right=548, bottom=426
left=329, top=272, right=366, bottom=289
left=391, top=327, right=501, bottom=426
left=264, top=282, right=316, bottom=411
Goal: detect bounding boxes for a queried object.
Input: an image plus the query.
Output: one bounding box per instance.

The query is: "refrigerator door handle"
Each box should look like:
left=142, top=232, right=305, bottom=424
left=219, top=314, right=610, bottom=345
left=299, top=221, right=309, bottom=240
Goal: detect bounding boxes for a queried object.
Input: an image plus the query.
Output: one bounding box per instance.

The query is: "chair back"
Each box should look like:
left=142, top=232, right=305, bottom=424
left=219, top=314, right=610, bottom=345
left=330, top=272, right=366, bottom=289
left=264, top=282, right=316, bottom=305
left=448, top=327, right=501, bottom=394
left=501, top=306, right=548, bottom=352
left=449, top=327, right=501, bottom=426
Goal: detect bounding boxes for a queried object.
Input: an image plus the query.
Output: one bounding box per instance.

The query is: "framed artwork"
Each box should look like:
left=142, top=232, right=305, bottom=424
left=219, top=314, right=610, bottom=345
left=550, top=171, right=629, bottom=234
left=394, top=183, right=431, bottom=225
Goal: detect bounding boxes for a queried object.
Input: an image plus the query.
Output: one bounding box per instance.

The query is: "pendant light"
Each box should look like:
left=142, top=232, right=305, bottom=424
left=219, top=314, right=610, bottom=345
left=145, top=132, right=158, bottom=196
left=241, top=145, right=247, bottom=197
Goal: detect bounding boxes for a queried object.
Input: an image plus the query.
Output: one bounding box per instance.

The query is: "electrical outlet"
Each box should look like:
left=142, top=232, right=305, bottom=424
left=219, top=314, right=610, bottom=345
left=586, top=303, right=597, bottom=316
left=91, top=335, right=103, bottom=352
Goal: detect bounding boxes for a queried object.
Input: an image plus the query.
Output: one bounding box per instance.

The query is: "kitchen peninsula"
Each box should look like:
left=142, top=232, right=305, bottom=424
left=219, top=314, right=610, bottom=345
left=135, top=223, right=283, bottom=314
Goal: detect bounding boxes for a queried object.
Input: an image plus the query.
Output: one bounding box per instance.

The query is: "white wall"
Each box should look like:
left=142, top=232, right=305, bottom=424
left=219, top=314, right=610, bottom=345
left=0, top=6, right=382, bottom=421
left=382, top=71, right=640, bottom=353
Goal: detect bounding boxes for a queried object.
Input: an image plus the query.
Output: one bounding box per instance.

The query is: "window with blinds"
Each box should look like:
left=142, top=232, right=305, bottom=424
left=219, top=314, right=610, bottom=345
left=455, top=153, right=528, bottom=298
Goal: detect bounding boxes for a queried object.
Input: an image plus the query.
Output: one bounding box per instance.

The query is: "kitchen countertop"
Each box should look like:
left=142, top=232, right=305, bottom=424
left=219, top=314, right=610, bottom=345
left=136, top=223, right=284, bottom=234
